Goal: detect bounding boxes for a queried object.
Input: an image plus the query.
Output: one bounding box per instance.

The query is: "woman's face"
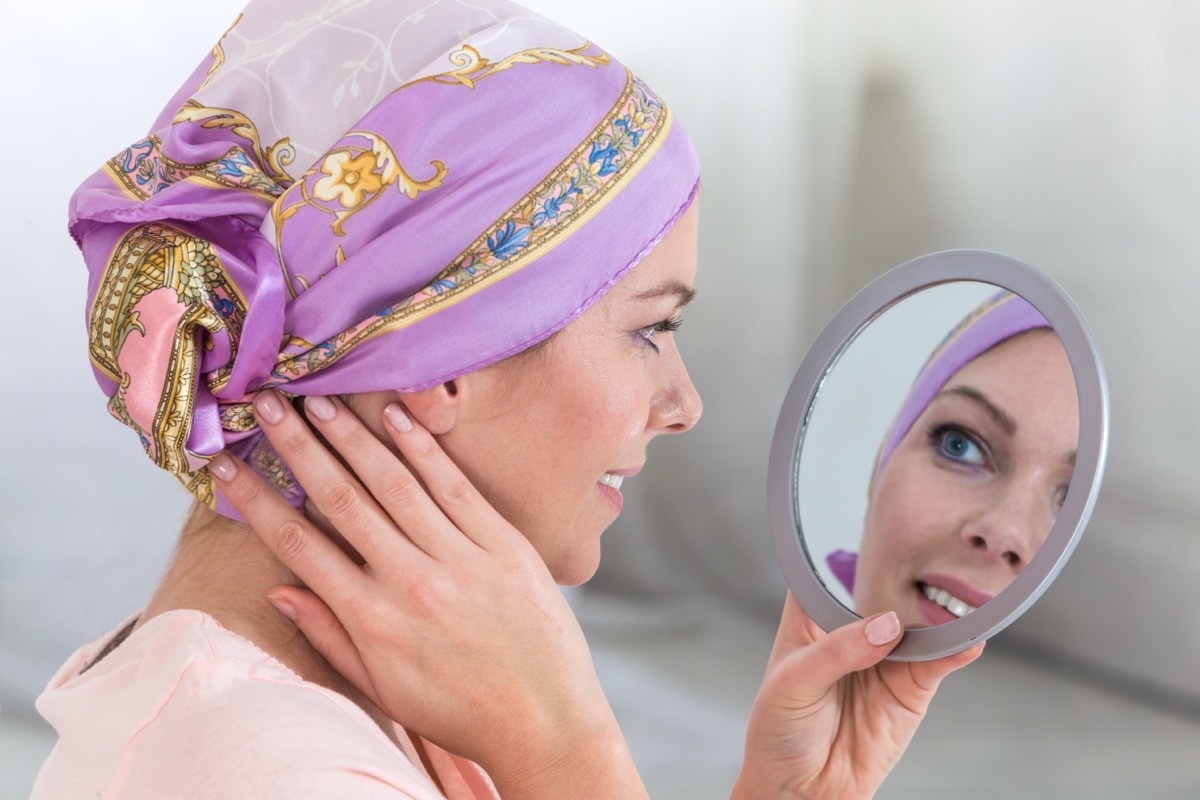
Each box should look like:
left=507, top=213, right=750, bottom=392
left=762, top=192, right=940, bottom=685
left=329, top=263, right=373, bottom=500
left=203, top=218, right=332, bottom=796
left=399, top=203, right=702, bottom=585
left=854, top=328, right=1078, bottom=627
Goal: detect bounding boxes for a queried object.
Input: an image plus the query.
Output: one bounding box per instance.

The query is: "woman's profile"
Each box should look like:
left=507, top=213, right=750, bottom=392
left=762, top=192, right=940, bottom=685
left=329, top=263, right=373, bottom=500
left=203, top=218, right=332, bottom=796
left=35, top=1, right=983, bottom=797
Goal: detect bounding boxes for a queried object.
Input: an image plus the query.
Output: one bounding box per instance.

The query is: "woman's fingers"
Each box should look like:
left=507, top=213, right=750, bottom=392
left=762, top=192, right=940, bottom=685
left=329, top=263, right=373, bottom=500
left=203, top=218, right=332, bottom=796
left=297, top=395, right=472, bottom=561
left=769, top=594, right=983, bottom=695
left=765, top=593, right=826, bottom=671
left=380, top=402, right=519, bottom=553
left=208, top=450, right=364, bottom=601
left=249, top=391, right=420, bottom=566
left=759, top=595, right=906, bottom=715
left=779, top=610, right=905, bottom=706
left=903, top=641, right=986, bottom=693
left=266, top=585, right=383, bottom=709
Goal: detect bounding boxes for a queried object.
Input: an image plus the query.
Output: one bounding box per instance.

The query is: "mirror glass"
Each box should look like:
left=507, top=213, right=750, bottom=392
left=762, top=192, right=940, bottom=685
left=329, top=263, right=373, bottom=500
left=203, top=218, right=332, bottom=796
left=769, top=251, right=1108, bottom=660
left=798, top=281, right=1077, bottom=628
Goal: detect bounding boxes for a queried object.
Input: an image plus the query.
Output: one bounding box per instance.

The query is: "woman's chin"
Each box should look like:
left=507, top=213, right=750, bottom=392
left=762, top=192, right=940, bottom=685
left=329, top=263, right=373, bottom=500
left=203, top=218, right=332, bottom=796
left=553, top=561, right=601, bottom=587
left=547, top=544, right=603, bottom=587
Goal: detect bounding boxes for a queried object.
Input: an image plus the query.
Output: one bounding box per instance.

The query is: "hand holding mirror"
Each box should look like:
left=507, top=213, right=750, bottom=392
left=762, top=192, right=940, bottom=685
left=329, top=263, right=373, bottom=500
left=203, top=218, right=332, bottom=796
left=769, top=250, right=1108, bottom=660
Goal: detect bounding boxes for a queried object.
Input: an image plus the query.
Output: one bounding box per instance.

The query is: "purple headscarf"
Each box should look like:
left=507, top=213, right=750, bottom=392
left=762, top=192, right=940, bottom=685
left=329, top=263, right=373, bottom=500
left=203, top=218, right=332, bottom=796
left=74, top=0, right=699, bottom=519
left=826, top=291, right=1052, bottom=595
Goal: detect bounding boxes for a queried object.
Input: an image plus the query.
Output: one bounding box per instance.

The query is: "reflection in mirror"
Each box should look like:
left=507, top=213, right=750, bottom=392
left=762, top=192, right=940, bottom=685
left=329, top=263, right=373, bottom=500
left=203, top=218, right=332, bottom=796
left=798, top=283, right=1080, bottom=629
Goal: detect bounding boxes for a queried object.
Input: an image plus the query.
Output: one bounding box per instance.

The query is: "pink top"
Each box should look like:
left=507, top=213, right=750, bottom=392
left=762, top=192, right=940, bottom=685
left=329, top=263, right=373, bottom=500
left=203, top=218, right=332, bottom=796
left=33, top=610, right=498, bottom=799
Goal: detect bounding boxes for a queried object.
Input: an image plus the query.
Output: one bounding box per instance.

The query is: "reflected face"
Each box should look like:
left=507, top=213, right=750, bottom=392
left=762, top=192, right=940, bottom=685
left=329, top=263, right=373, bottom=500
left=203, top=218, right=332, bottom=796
left=854, top=329, right=1078, bottom=627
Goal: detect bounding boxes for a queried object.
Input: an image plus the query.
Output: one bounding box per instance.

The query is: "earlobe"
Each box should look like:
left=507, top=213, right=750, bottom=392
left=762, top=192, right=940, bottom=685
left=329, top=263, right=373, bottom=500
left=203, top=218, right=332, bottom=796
left=399, top=380, right=461, bottom=434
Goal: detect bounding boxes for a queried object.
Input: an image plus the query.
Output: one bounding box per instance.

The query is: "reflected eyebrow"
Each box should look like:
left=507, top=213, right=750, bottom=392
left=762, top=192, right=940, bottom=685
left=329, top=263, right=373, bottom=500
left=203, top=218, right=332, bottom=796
left=938, top=385, right=1017, bottom=436
left=633, top=280, right=696, bottom=307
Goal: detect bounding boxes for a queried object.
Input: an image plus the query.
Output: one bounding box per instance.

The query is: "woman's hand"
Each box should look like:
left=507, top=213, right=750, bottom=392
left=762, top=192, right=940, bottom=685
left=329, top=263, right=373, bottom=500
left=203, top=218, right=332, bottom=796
left=207, top=391, right=648, bottom=800
left=732, top=595, right=983, bottom=800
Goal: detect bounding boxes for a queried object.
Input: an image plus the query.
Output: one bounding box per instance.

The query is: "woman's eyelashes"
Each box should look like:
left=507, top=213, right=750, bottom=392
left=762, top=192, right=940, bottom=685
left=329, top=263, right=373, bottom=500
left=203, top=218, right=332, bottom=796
left=634, top=316, right=682, bottom=353
left=927, top=422, right=990, bottom=469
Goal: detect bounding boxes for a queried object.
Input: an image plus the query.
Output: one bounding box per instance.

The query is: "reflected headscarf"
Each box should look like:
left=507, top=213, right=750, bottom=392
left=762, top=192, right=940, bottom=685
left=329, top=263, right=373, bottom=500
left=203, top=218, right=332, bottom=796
left=826, top=291, right=1052, bottom=594
left=73, top=0, right=700, bottom=519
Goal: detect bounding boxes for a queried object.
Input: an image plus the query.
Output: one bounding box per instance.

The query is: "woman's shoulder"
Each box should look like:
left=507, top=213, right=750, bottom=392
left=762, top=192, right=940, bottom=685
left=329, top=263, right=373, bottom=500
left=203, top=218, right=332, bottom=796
left=114, top=609, right=389, bottom=733
left=35, top=610, right=453, bottom=799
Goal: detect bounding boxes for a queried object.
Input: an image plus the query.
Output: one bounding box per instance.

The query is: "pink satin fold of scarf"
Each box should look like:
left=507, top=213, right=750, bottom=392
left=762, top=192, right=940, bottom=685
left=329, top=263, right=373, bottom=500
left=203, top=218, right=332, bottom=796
left=72, top=0, right=700, bottom=519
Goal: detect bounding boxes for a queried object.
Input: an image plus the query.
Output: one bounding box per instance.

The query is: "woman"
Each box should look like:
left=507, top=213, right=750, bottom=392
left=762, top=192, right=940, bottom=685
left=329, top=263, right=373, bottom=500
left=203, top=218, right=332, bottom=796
left=37, top=1, right=981, bottom=797
left=828, top=293, right=1079, bottom=628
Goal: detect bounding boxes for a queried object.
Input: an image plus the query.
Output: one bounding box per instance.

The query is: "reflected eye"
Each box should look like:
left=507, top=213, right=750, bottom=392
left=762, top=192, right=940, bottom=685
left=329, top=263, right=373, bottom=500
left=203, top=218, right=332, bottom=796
left=635, top=316, right=682, bottom=353
left=929, top=424, right=988, bottom=468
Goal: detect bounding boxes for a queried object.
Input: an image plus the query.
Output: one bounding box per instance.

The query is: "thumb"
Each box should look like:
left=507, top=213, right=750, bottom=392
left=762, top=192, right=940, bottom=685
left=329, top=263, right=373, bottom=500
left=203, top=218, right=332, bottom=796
left=906, top=640, right=986, bottom=693
left=785, top=611, right=904, bottom=705
left=266, top=586, right=380, bottom=706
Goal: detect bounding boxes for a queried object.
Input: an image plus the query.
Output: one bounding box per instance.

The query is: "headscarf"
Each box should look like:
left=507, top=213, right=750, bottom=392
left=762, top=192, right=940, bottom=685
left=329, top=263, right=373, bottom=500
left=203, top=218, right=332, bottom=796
left=826, top=291, right=1052, bottom=595
left=73, top=0, right=700, bottom=519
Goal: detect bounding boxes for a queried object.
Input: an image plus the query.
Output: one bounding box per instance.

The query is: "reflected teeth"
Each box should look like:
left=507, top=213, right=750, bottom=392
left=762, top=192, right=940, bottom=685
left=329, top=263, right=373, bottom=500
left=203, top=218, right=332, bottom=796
left=599, top=473, right=624, bottom=490
left=922, top=584, right=976, bottom=618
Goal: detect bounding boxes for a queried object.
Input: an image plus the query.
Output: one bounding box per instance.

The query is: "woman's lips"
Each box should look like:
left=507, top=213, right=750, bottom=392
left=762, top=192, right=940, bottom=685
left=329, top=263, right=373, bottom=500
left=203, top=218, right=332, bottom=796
left=596, top=480, right=623, bottom=513
left=914, top=574, right=996, bottom=625
left=596, top=465, right=641, bottom=514
left=921, top=573, right=995, bottom=609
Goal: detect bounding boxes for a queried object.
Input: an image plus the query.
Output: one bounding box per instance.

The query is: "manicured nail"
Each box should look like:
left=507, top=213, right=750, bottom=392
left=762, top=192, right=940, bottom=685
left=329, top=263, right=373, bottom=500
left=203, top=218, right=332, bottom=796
left=305, top=395, right=336, bottom=422
left=866, top=611, right=901, bottom=646
left=267, top=594, right=298, bottom=621
left=207, top=451, right=239, bottom=482
left=253, top=391, right=285, bottom=424
left=384, top=403, right=413, bottom=432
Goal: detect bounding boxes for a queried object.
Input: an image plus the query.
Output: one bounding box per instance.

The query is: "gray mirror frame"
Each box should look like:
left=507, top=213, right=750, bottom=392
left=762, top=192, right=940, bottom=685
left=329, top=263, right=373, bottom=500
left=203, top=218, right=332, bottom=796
left=768, top=250, right=1109, bottom=660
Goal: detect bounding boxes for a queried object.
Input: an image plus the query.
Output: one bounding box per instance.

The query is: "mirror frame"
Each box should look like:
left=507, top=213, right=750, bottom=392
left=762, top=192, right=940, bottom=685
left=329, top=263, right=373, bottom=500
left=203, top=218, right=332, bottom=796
left=768, top=250, right=1109, bottom=660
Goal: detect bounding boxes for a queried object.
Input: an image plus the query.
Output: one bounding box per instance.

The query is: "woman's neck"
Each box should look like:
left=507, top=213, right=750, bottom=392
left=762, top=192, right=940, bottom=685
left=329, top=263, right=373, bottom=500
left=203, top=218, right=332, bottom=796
left=141, top=507, right=294, bottom=647
left=138, top=504, right=402, bottom=745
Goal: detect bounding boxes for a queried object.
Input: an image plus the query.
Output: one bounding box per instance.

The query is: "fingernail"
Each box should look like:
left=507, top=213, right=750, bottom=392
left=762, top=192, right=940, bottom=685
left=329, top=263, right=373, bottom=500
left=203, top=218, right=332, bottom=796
left=305, top=395, right=336, bottom=422
left=208, top=452, right=239, bottom=482
left=384, top=403, right=413, bottom=433
left=866, top=611, right=901, bottom=646
left=253, top=391, right=285, bottom=425
left=267, top=594, right=297, bottom=621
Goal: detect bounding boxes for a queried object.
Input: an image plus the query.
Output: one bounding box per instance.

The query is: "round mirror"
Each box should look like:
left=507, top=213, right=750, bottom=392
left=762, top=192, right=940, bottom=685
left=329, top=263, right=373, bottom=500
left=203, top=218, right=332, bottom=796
left=768, top=250, right=1108, bottom=660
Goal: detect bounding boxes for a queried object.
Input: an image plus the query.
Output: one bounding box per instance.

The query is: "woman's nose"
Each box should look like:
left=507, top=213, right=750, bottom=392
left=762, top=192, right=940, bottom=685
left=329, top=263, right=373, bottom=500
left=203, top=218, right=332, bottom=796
left=960, top=486, right=1052, bottom=573
left=650, top=352, right=702, bottom=434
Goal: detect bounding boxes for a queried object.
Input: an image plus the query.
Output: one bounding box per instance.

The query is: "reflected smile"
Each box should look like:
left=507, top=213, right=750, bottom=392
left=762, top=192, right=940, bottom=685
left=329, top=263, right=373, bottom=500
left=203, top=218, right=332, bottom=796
left=918, top=582, right=977, bottom=618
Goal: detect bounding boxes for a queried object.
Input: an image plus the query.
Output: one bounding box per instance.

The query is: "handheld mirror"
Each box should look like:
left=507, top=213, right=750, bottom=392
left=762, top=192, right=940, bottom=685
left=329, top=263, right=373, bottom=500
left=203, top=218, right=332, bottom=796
left=768, top=250, right=1108, bottom=660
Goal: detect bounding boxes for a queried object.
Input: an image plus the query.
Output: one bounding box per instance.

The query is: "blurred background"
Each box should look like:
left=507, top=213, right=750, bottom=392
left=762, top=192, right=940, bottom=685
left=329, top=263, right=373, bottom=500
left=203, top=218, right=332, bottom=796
left=3, top=1, right=1198, bottom=797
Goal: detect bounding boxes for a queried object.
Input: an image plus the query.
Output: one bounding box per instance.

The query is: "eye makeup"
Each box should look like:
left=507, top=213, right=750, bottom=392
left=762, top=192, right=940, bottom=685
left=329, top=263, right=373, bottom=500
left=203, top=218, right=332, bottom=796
left=634, top=315, right=682, bottom=352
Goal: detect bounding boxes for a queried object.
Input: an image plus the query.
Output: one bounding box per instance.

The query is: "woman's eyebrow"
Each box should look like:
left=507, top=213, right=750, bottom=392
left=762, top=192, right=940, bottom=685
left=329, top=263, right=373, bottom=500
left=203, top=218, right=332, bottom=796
left=633, top=280, right=696, bottom=307
left=938, top=385, right=1017, bottom=436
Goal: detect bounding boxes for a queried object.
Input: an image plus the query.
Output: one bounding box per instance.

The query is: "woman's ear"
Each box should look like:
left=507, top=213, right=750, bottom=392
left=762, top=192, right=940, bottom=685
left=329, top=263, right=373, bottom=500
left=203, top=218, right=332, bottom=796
left=398, top=380, right=461, bottom=435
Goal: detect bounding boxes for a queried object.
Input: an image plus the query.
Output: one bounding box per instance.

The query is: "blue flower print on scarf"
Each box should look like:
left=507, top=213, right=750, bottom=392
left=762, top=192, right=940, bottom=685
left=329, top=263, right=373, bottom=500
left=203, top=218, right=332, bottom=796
left=613, top=114, right=643, bottom=148
left=487, top=220, right=531, bottom=260
left=532, top=181, right=584, bottom=228
left=214, top=150, right=258, bottom=180
left=588, top=141, right=620, bottom=177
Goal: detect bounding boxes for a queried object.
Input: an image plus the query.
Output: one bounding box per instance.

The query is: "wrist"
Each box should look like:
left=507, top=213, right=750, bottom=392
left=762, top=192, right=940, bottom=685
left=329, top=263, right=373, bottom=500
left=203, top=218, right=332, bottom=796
left=731, top=767, right=796, bottom=800
left=482, top=710, right=647, bottom=800
left=731, top=774, right=807, bottom=800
